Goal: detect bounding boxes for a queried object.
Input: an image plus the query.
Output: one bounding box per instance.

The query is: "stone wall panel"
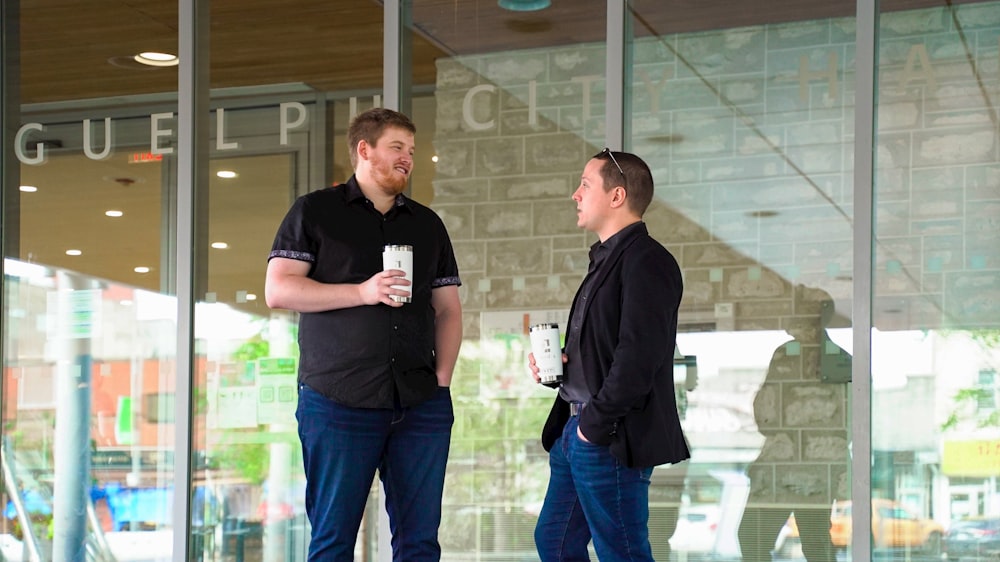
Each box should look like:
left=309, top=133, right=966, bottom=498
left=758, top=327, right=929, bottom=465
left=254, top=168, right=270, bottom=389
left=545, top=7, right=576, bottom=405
left=474, top=202, right=533, bottom=239
left=486, top=239, right=551, bottom=277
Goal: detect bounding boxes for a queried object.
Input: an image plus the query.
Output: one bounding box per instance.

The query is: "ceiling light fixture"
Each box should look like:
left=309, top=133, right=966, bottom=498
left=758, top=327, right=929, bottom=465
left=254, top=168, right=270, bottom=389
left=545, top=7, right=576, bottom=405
left=19, top=185, right=38, bottom=192
left=216, top=170, right=237, bottom=179
left=134, top=266, right=151, bottom=274
left=134, top=52, right=179, bottom=67
left=66, top=249, right=82, bottom=256
left=105, top=210, right=123, bottom=217
left=498, top=0, right=550, bottom=11
left=211, top=242, right=229, bottom=249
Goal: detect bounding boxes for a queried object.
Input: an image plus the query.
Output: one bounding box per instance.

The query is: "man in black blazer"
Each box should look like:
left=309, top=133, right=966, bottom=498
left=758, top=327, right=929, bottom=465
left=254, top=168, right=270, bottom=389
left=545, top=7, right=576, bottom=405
left=529, top=148, right=689, bottom=561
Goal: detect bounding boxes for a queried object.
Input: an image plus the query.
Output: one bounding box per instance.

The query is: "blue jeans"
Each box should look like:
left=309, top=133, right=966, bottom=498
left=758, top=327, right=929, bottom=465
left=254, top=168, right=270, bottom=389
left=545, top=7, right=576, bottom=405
left=296, top=384, right=453, bottom=562
left=535, top=416, right=654, bottom=562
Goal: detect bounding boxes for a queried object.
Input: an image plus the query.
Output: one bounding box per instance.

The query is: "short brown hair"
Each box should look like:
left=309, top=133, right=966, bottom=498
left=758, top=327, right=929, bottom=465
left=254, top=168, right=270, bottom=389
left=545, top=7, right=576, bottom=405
left=347, top=108, right=417, bottom=169
left=591, top=149, right=655, bottom=216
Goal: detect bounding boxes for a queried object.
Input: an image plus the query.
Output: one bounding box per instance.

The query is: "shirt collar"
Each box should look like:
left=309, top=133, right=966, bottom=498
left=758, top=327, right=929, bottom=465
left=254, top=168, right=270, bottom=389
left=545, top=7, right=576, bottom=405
left=343, top=175, right=411, bottom=212
left=590, top=220, right=645, bottom=257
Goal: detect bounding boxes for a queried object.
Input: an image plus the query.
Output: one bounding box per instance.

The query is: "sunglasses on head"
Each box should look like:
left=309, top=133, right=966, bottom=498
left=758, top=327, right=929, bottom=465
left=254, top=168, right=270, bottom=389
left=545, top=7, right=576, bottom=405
left=602, top=147, right=625, bottom=178
left=601, top=147, right=627, bottom=190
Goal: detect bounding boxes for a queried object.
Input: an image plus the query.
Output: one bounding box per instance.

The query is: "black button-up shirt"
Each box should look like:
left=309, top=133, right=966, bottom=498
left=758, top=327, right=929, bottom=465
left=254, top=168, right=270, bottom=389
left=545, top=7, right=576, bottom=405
left=268, top=176, right=461, bottom=408
left=559, top=222, right=642, bottom=404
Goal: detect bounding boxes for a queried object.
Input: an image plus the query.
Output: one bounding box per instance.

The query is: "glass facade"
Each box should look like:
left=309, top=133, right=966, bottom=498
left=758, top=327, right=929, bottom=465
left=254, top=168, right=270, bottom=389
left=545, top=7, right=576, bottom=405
left=409, top=1, right=609, bottom=557
left=0, top=1, right=997, bottom=561
left=628, top=3, right=856, bottom=561
left=873, top=0, right=1000, bottom=560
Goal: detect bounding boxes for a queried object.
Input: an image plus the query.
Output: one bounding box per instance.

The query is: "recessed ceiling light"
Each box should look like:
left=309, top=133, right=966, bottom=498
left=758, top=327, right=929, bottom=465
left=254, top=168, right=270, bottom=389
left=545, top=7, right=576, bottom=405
left=106, top=210, right=124, bottom=217
left=216, top=170, right=237, bottom=179
left=211, top=242, right=229, bottom=249
left=134, top=266, right=151, bottom=274
left=19, top=185, right=38, bottom=192
left=66, top=249, right=82, bottom=256
left=134, top=52, right=178, bottom=67
left=431, top=155, right=439, bottom=163
left=498, top=0, right=551, bottom=10
left=245, top=293, right=258, bottom=301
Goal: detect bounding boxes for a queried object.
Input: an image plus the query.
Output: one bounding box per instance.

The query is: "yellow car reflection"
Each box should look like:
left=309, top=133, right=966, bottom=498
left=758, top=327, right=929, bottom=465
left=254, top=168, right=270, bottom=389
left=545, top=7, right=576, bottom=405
left=829, top=499, right=944, bottom=553
left=779, top=499, right=945, bottom=555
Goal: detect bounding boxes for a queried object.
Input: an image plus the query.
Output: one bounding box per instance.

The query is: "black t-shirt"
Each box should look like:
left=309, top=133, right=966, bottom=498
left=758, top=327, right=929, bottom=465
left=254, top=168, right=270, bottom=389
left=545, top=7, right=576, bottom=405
left=268, top=176, right=461, bottom=408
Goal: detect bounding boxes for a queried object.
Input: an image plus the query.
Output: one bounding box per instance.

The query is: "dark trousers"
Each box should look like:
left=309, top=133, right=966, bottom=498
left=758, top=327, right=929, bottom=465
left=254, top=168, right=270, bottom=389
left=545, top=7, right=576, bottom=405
left=296, top=384, right=453, bottom=562
left=535, top=415, right=655, bottom=562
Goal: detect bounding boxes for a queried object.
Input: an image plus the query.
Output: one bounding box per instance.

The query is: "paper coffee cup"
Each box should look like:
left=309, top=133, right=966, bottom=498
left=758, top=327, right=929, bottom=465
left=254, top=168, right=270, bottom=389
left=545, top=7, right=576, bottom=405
left=530, top=323, right=563, bottom=384
left=382, top=244, right=413, bottom=303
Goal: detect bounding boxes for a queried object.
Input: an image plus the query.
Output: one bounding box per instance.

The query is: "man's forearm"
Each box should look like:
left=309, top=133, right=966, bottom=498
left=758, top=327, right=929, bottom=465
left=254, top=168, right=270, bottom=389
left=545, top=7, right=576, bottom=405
left=434, top=307, right=463, bottom=386
left=266, top=276, right=366, bottom=313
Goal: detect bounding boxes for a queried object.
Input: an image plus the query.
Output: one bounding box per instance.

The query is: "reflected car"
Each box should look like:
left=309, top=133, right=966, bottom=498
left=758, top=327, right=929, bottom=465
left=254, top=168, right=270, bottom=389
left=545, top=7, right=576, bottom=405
left=830, top=499, right=945, bottom=554
left=668, top=505, right=720, bottom=553
left=945, top=517, right=1000, bottom=561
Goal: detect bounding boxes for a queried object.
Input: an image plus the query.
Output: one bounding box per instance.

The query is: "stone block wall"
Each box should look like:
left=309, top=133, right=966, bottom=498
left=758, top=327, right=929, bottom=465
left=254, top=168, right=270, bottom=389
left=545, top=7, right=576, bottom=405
left=431, top=5, right=1000, bottom=338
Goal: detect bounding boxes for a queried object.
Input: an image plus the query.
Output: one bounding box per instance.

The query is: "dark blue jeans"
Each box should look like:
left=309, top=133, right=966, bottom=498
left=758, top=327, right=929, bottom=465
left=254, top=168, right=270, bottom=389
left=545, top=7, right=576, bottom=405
left=296, top=384, right=453, bottom=562
left=535, top=416, right=654, bottom=562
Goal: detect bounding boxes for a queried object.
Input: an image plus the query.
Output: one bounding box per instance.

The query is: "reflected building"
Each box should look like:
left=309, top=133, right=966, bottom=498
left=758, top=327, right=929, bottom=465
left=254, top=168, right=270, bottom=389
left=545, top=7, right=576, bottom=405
left=1, top=0, right=999, bottom=561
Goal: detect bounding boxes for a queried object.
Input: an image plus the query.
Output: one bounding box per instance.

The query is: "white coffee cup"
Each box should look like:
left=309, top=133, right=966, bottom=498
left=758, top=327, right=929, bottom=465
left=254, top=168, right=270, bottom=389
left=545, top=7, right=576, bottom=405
left=529, top=323, right=563, bottom=384
left=382, top=244, right=413, bottom=303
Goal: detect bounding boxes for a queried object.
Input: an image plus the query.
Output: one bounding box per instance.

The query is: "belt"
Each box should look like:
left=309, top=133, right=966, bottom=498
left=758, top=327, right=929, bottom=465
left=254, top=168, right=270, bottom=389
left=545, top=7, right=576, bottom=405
left=569, top=402, right=586, bottom=416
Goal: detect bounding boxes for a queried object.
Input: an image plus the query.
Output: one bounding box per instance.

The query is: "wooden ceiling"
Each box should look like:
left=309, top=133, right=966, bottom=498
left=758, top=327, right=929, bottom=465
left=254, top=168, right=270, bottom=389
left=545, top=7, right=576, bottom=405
left=15, top=0, right=975, bottom=105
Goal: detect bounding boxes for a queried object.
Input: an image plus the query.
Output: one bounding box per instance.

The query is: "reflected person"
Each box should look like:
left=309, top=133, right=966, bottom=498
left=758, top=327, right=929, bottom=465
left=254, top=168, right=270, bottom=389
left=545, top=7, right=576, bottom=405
left=265, top=108, right=463, bottom=561
left=649, top=351, right=697, bottom=561
left=528, top=149, right=689, bottom=561
left=738, top=285, right=850, bottom=562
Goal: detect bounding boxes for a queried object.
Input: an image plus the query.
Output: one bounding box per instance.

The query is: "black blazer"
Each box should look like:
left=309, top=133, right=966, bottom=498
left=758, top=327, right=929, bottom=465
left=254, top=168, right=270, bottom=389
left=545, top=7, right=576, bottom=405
left=541, top=223, right=690, bottom=469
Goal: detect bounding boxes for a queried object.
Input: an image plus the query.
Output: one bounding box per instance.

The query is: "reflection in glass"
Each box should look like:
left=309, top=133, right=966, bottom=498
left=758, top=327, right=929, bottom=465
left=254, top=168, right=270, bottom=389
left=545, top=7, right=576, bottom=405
left=739, top=286, right=849, bottom=562
left=874, top=1, right=1000, bottom=561
left=2, top=260, right=179, bottom=560
left=3, top=0, right=997, bottom=559
left=628, top=1, right=856, bottom=561
left=5, top=0, right=180, bottom=554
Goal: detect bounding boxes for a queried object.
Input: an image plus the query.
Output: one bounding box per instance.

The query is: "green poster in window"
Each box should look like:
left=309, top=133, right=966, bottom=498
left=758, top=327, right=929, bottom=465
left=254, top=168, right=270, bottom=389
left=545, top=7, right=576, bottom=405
left=256, top=357, right=297, bottom=425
